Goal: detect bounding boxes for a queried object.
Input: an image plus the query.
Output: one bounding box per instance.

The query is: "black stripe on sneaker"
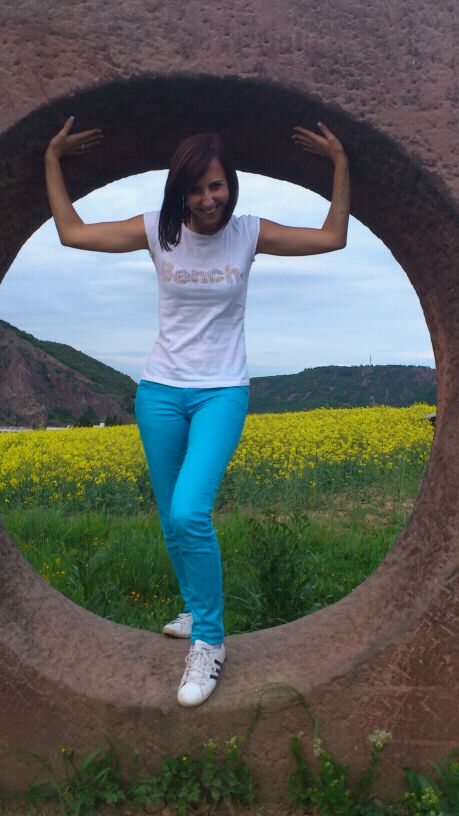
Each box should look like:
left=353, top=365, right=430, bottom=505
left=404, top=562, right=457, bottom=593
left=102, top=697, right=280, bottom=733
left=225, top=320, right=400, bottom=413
left=210, top=674, right=219, bottom=680
left=214, top=659, right=223, bottom=666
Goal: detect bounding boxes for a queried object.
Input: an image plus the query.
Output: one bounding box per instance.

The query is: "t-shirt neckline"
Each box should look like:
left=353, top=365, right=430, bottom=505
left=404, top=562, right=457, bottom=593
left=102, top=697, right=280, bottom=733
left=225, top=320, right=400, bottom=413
left=182, top=218, right=229, bottom=240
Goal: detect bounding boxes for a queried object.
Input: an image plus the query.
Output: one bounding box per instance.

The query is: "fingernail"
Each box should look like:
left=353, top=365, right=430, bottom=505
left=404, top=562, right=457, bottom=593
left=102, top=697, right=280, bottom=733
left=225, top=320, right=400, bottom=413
left=317, top=121, right=322, bottom=126
left=69, top=115, right=74, bottom=122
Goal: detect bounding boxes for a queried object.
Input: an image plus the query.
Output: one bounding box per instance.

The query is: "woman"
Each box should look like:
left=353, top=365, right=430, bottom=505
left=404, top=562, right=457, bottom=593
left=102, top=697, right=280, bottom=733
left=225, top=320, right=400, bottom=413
left=45, top=117, right=350, bottom=707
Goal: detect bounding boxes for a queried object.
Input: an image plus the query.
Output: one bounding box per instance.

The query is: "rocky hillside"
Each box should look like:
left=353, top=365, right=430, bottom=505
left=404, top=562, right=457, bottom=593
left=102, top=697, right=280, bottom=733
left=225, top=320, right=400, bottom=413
left=0, top=321, right=137, bottom=427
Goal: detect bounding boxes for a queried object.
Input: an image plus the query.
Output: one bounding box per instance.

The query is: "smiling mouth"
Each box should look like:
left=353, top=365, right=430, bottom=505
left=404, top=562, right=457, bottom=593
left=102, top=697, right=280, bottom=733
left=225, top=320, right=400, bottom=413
left=201, top=206, right=219, bottom=214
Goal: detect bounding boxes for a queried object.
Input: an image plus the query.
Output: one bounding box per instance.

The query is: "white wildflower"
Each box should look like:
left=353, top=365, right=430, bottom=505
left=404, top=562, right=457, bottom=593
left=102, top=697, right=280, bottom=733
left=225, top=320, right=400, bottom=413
left=368, top=729, right=392, bottom=750
left=312, top=736, right=323, bottom=757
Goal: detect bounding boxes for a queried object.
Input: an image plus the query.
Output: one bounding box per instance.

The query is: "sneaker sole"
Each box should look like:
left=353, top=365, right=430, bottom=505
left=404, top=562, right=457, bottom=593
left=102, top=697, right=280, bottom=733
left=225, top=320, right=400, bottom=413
left=162, top=627, right=191, bottom=638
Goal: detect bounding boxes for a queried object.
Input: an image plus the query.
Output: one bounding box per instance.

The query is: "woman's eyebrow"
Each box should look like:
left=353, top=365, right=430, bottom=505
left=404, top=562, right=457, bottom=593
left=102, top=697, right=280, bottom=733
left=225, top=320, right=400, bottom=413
left=191, top=180, right=224, bottom=188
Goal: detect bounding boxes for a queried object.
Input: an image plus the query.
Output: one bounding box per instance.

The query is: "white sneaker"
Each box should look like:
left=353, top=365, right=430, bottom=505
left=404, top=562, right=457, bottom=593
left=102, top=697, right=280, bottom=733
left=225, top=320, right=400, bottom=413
left=177, top=640, right=226, bottom=707
left=162, top=612, right=193, bottom=638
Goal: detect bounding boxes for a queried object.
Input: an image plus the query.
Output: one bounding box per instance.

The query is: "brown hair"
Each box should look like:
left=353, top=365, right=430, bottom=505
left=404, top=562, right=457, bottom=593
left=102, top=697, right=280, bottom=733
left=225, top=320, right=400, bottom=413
left=158, top=132, right=239, bottom=251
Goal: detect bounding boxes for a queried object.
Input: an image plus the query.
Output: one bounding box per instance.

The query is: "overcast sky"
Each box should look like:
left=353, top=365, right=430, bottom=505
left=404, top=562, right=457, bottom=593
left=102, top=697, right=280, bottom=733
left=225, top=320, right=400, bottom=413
left=1, top=169, right=435, bottom=382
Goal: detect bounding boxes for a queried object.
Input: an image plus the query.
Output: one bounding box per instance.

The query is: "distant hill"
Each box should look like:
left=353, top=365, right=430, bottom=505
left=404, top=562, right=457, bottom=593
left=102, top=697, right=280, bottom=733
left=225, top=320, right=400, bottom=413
left=0, top=320, right=137, bottom=427
left=0, top=320, right=436, bottom=427
left=248, top=364, right=436, bottom=413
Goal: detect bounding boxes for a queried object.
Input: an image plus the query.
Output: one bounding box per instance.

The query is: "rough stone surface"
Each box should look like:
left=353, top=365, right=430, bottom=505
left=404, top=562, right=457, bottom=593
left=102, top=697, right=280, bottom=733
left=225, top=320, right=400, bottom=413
left=0, top=0, right=457, bottom=803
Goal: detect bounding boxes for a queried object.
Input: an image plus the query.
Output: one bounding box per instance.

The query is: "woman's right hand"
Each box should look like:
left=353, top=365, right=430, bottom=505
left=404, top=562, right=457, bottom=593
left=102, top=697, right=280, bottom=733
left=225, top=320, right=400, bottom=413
left=46, top=117, right=103, bottom=160
left=44, top=116, right=148, bottom=252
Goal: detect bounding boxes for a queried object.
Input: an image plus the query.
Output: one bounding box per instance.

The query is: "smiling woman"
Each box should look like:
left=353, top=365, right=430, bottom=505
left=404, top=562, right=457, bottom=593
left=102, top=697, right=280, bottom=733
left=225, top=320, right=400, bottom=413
left=40, top=117, right=351, bottom=708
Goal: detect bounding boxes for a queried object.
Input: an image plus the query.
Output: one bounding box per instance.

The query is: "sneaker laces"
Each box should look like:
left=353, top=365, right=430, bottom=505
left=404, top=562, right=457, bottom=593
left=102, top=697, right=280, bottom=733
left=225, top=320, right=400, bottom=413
left=181, top=643, right=214, bottom=688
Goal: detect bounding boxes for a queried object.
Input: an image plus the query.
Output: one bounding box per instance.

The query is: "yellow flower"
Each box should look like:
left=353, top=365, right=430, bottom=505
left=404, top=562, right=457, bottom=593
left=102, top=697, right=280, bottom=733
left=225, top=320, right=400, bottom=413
left=0, top=404, right=434, bottom=509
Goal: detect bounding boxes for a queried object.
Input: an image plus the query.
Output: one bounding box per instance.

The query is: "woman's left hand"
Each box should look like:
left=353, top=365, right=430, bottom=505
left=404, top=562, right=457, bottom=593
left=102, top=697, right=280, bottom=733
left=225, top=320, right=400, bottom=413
left=292, top=122, right=347, bottom=163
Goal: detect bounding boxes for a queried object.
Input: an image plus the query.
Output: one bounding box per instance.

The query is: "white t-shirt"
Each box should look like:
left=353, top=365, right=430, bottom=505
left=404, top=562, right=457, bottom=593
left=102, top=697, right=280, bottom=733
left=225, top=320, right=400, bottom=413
left=140, top=210, right=261, bottom=388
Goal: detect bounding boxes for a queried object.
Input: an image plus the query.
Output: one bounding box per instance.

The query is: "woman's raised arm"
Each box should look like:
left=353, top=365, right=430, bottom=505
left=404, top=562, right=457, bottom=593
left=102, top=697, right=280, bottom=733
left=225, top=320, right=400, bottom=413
left=45, top=117, right=149, bottom=252
left=256, top=122, right=350, bottom=257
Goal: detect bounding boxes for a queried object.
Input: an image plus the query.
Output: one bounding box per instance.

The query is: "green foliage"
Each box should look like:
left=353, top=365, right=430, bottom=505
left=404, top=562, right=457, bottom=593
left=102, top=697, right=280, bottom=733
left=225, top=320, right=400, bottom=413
left=13, top=736, right=255, bottom=816
left=73, top=407, right=99, bottom=427
left=287, top=736, right=313, bottom=811
left=397, top=749, right=459, bottom=815
left=287, top=723, right=459, bottom=816
left=121, top=735, right=257, bottom=816
left=199, top=736, right=256, bottom=809
left=104, top=414, right=120, bottom=426
left=23, top=745, right=126, bottom=816
left=226, top=507, right=318, bottom=629
left=47, top=407, right=75, bottom=426
left=128, top=752, right=203, bottom=815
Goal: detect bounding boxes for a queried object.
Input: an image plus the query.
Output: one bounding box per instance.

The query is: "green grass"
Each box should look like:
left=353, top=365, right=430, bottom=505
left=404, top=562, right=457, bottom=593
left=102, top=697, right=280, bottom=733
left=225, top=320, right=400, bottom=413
left=2, top=471, right=418, bottom=637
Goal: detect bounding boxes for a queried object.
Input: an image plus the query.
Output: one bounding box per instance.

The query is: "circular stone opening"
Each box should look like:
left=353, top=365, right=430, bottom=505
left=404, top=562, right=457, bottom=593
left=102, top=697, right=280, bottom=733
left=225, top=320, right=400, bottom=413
left=1, top=166, right=436, bottom=637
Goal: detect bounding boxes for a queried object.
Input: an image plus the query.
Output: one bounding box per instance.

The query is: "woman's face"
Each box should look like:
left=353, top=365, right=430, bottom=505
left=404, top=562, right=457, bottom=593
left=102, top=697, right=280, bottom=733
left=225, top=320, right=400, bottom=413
left=184, top=157, right=230, bottom=234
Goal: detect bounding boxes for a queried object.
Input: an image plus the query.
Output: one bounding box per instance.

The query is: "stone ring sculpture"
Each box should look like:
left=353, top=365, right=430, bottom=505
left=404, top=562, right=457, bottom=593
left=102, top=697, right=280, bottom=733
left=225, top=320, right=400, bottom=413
left=0, top=0, right=457, bottom=804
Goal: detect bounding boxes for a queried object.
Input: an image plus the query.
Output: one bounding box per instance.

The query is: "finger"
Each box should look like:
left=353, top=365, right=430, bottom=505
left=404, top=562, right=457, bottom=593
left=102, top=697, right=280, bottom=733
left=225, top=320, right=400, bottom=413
left=292, top=132, right=326, bottom=147
left=78, top=133, right=103, bottom=145
left=68, top=147, right=94, bottom=156
left=292, top=135, right=321, bottom=149
left=317, top=123, right=335, bottom=137
left=293, top=123, right=324, bottom=133
left=79, top=143, right=101, bottom=152
left=292, top=142, right=322, bottom=155
left=293, top=127, right=318, bottom=138
left=68, top=140, right=100, bottom=155
left=292, top=132, right=318, bottom=142
left=295, top=134, right=325, bottom=143
left=53, top=118, right=73, bottom=138
left=73, top=128, right=103, bottom=139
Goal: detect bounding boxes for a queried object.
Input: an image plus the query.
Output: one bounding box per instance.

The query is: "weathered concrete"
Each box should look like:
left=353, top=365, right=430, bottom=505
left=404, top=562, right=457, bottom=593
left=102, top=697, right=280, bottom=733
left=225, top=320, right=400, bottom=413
left=0, top=0, right=457, bottom=803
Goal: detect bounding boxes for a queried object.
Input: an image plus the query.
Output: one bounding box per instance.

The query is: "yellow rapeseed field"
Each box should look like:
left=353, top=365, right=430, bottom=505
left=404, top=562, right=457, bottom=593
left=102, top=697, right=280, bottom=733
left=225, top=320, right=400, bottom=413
left=0, top=403, right=435, bottom=508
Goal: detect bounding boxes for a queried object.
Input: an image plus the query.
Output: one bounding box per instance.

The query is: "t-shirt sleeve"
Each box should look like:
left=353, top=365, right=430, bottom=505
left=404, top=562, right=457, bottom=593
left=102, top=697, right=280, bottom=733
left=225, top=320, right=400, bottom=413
left=242, top=214, right=261, bottom=263
left=143, top=211, right=161, bottom=261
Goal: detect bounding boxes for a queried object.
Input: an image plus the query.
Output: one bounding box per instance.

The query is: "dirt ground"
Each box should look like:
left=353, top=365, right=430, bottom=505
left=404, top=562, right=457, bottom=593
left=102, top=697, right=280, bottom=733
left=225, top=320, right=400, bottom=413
left=216, top=486, right=415, bottom=532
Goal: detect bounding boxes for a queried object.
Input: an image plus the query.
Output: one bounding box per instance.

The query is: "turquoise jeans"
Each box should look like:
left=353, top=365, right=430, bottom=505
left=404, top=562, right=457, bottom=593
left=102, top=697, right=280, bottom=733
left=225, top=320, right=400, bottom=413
left=135, top=379, right=250, bottom=645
